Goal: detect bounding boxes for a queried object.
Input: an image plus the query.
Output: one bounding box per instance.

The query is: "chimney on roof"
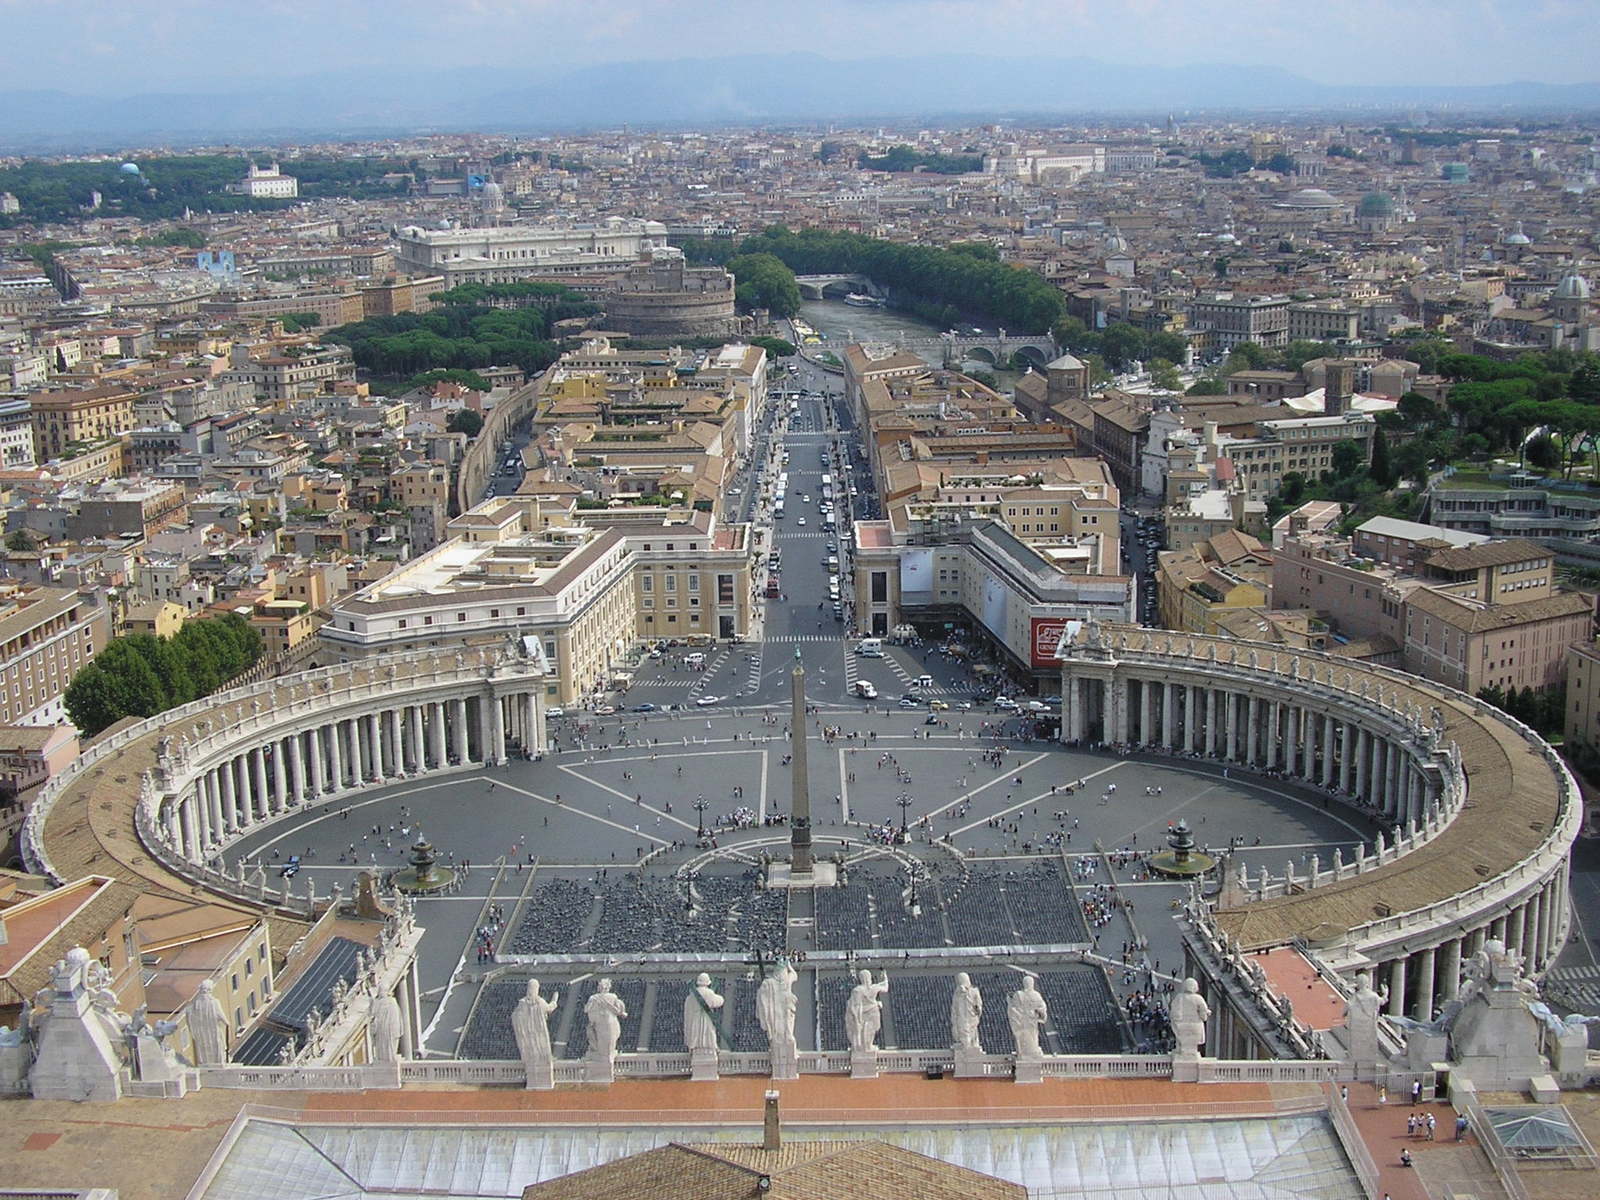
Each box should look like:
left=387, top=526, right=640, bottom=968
left=763, top=1089, right=781, bottom=1150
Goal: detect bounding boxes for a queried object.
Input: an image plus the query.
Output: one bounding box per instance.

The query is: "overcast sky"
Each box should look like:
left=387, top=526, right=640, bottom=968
left=6, top=0, right=1598, bottom=93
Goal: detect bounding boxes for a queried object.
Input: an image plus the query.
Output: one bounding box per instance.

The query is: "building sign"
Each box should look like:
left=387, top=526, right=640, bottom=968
left=1030, top=617, right=1070, bottom=667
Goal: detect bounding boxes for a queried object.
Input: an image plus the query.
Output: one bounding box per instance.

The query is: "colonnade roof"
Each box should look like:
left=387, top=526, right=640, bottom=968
left=1067, top=627, right=1568, bottom=951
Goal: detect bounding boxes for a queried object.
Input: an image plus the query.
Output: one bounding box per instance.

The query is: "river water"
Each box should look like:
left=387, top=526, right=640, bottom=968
left=794, top=298, right=1024, bottom=391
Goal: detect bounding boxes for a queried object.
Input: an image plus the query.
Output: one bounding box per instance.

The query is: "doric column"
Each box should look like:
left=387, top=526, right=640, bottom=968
left=181, top=799, right=200, bottom=860
left=1186, top=685, right=1200, bottom=753
left=288, top=732, right=304, bottom=804
left=271, top=740, right=288, bottom=812
left=1414, top=946, right=1437, bottom=1021
left=1530, top=891, right=1548, bottom=972
left=1267, top=701, right=1281, bottom=768
left=205, top=771, right=223, bottom=841
left=251, top=747, right=270, bottom=819
left=1225, top=692, right=1240, bottom=761
left=1387, top=741, right=1402, bottom=819
left=195, top=784, right=213, bottom=850
left=1140, top=680, right=1154, bottom=746
left=220, top=760, right=237, bottom=830
left=1388, top=956, right=1408, bottom=1018
left=522, top=693, right=539, bottom=755
left=1440, top=937, right=1463, bottom=1002
left=1245, top=695, right=1259, bottom=766
left=1163, top=681, right=1177, bottom=749
left=233, top=756, right=252, bottom=825
left=409, top=706, right=426, bottom=772
left=1321, top=714, right=1336, bottom=789
left=331, top=720, right=347, bottom=790
left=1204, top=688, right=1217, bottom=757
left=367, top=713, right=385, bottom=784
left=429, top=702, right=447, bottom=767
left=1340, top=722, right=1355, bottom=791
left=307, top=727, right=325, bottom=796
left=489, top=693, right=507, bottom=765
left=453, top=698, right=470, bottom=762
left=1284, top=707, right=1300, bottom=776
left=1356, top=727, right=1370, bottom=802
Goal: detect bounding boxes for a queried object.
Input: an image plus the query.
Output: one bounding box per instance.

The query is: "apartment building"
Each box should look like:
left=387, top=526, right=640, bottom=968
left=394, top=218, right=668, bottom=285
left=224, top=343, right=355, bottom=402
left=0, top=587, right=110, bottom=726
left=1286, top=301, right=1361, bottom=343
left=1221, top=412, right=1376, bottom=499
left=1188, top=293, right=1291, bottom=350
left=29, top=384, right=139, bottom=462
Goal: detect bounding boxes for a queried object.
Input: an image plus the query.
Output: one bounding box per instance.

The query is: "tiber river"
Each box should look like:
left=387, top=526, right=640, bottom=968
left=794, top=298, right=1026, bottom=392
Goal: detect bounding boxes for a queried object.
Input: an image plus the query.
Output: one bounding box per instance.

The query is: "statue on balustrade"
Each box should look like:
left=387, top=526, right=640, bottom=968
left=1171, top=978, right=1211, bottom=1059
left=187, top=979, right=229, bottom=1066
left=1345, top=969, right=1388, bottom=1073
left=684, top=972, right=724, bottom=1052
left=1007, top=976, right=1048, bottom=1059
left=757, top=958, right=798, bottom=1076
left=845, top=969, right=889, bottom=1054
left=512, top=979, right=559, bottom=1089
left=369, top=990, right=403, bottom=1064
left=585, top=978, right=627, bottom=1067
left=951, top=972, right=984, bottom=1053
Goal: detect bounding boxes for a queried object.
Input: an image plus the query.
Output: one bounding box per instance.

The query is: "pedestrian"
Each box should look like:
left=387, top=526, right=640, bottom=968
left=1455, top=1115, right=1469, bottom=1142
left=1378, top=1085, right=1387, bottom=1106
left=1411, top=1079, right=1422, bottom=1107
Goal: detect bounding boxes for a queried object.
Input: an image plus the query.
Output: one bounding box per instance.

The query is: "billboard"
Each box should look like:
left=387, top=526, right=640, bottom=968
left=980, top=574, right=1007, bottom=637
left=899, top=548, right=934, bottom=605
left=1030, top=617, right=1071, bottom=667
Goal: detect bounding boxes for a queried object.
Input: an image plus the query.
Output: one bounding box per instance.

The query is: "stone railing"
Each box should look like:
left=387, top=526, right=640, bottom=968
left=196, top=1063, right=394, bottom=1091
left=1327, top=1082, right=1383, bottom=1199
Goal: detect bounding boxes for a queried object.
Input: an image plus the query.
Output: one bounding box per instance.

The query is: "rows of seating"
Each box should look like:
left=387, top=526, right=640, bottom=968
left=1036, top=968, right=1128, bottom=1054
left=506, top=878, right=596, bottom=955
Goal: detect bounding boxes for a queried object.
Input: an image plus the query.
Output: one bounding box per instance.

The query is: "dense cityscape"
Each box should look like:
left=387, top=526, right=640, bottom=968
left=2, top=21, right=1600, bottom=1199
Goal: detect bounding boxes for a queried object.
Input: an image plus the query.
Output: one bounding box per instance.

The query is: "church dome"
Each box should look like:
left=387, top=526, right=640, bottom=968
left=1280, top=187, right=1342, bottom=209
left=1357, top=192, right=1394, bottom=218
left=1555, top=273, right=1591, bottom=301
left=1502, top=221, right=1531, bottom=246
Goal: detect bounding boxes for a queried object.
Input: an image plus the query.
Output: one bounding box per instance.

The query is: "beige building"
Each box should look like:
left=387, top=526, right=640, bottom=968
left=1403, top=587, right=1591, bottom=696
left=320, top=497, right=752, bottom=704
left=1221, top=412, right=1376, bottom=500
left=1156, top=530, right=1274, bottom=634
left=1565, top=640, right=1600, bottom=752
left=29, top=384, right=139, bottom=462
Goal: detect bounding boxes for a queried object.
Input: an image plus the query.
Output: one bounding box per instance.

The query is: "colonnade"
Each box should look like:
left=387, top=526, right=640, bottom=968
left=1061, top=626, right=1580, bottom=1034
left=159, top=687, right=543, bottom=864
left=1062, top=673, right=1440, bottom=828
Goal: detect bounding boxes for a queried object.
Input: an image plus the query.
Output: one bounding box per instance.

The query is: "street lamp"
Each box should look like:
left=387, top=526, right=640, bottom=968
left=897, top=793, right=913, bottom=843
left=694, top=797, right=709, bottom=840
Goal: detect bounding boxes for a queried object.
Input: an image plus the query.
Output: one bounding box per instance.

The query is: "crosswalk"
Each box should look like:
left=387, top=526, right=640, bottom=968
left=765, top=634, right=846, bottom=643
left=1542, top=964, right=1600, bottom=1011
left=688, top=647, right=732, bottom=696
left=741, top=641, right=764, bottom=695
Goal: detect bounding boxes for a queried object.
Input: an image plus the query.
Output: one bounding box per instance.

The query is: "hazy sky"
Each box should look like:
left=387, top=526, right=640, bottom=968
left=6, top=0, right=1598, bottom=92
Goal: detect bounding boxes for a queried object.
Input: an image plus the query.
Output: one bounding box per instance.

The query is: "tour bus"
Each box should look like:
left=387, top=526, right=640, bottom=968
left=821, top=473, right=832, bottom=493
left=856, top=637, right=885, bottom=658
left=774, top=500, right=785, bottom=519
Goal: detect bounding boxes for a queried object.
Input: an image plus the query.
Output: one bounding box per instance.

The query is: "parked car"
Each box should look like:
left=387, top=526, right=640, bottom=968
left=897, top=697, right=920, bottom=709
left=279, top=855, right=301, bottom=879
left=695, top=694, right=722, bottom=707
left=632, top=702, right=657, bottom=712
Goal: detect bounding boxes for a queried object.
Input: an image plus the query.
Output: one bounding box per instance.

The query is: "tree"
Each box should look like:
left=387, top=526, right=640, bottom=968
left=1396, top=391, right=1438, bottom=429
left=1146, top=331, right=1188, bottom=365
left=1282, top=340, right=1335, bottom=373
left=1149, top=358, right=1182, bottom=392
left=446, top=409, right=484, bottom=438
left=1099, top=322, right=1147, bottom=370
left=1225, top=342, right=1272, bottom=372
left=278, top=311, right=322, bottom=334
left=413, top=368, right=494, bottom=393
left=1370, top=427, right=1394, bottom=486
left=1525, top=433, right=1560, bottom=471
left=749, top=336, right=796, bottom=357
left=1330, top=439, right=1366, bottom=479
left=725, top=253, right=802, bottom=318
left=1187, top=377, right=1228, bottom=396
left=4, top=530, right=35, bottom=552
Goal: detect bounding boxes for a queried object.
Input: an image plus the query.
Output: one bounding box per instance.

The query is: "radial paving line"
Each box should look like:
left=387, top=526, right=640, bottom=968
left=497, top=779, right=674, bottom=845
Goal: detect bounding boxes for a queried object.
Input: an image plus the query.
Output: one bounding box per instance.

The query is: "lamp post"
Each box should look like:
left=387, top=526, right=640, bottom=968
left=897, top=793, right=913, bottom=843
left=694, top=797, right=709, bottom=840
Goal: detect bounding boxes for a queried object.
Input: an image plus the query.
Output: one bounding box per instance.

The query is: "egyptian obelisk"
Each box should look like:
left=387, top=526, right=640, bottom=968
left=789, top=655, right=813, bottom=874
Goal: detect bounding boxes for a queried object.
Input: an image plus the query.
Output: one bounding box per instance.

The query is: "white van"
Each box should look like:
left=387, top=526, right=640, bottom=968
left=685, top=652, right=707, bottom=669
left=856, top=638, right=884, bottom=658
left=853, top=680, right=878, bottom=699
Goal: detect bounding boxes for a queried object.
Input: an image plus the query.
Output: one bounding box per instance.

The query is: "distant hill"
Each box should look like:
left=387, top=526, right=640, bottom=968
left=4, top=54, right=1599, bottom=151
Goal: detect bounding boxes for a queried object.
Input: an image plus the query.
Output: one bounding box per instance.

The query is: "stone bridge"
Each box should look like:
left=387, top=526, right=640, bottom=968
left=795, top=274, right=882, bottom=300
left=896, top=330, right=1058, bottom=369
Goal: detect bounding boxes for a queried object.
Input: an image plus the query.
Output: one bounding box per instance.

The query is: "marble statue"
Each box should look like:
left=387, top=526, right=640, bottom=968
left=1171, top=978, right=1211, bottom=1058
left=188, top=979, right=229, bottom=1065
left=844, top=969, right=889, bottom=1053
left=512, top=979, right=559, bottom=1089
left=1345, top=969, right=1388, bottom=1075
left=756, top=959, right=798, bottom=1077
left=585, top=978, right=627, bottom=1066
left=369, top=991, right=403, bottom=1064
left=1007, top=976, right=1048, bottom=1059
left=951, top=972, right=984, bottom=1053
left=684, top=972, right=724, bottom=1052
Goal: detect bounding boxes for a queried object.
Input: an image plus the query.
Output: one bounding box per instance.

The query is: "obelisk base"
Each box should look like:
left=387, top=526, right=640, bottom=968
left=766, top=861, right=838, bottom=889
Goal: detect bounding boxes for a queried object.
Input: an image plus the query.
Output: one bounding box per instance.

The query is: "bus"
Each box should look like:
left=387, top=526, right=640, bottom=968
left=821, top=474, right=832, bottom=492
left=774, top=500, right=785, bottom=519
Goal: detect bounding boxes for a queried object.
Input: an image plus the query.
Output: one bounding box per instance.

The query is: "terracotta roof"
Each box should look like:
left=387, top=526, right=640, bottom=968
left=521, top=1140, right=1023, bottom=1200
left=1404, top=587, right=1592, bottom=633
left=1423, top=538, right=1550, bottom=571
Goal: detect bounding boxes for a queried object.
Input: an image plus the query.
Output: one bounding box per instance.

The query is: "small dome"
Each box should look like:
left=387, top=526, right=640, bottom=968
left=1280, top=187, right=1342, bottom=209
left=1502, top=221, right=1531, bottom=246
left=119, top=162, right=141, bottom=175
left=1555, top=273, right=1591, bottom=301
left=1357, top=192, right=1394, bottom=217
